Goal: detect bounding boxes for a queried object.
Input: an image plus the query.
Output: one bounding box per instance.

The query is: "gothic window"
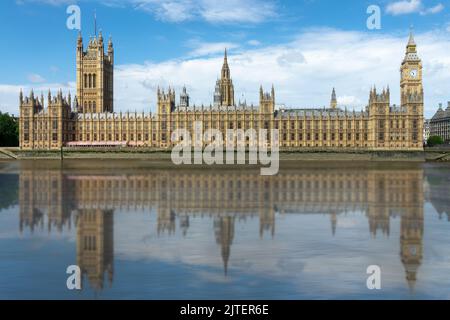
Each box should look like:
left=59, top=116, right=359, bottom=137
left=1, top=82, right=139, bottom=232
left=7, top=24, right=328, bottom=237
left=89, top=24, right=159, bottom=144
left=84, top=74, right=87, bottom=88
left=93, top=101, right=96, bottom=112
left=93, top=74, right=96, bottom=88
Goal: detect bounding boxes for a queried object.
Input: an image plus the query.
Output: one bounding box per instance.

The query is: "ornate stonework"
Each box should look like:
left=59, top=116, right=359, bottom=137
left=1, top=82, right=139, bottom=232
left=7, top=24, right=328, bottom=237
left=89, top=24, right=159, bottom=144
left=19, top=30, right=424, bottom=151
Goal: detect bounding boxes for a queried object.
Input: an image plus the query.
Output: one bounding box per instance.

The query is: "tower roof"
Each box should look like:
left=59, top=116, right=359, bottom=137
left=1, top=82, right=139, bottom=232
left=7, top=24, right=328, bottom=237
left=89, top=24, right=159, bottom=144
left=408, top=26, right=416, bottom=47
left=222, top=48, right=229, bottom=69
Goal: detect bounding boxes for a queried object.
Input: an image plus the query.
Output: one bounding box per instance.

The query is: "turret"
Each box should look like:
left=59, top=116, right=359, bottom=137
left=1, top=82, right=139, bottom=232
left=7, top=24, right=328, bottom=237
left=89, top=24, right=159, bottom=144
left=157, top=87, right=176, bottom=114
left=180, top=86, right=189, bottom=109
left=108, top=36, right=114, bottom=64
left=259, top=85, right=275, bottom=114
left=330, top=88, right=337, bottom=109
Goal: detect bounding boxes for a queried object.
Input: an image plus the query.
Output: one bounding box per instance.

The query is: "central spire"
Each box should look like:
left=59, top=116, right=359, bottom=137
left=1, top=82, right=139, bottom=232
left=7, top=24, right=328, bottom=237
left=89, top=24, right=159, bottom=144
left=216, top=48, right=235, bottom=106
left=330, top=88, right=337, bottom=109
left=221, top=48, right=230, bottom=79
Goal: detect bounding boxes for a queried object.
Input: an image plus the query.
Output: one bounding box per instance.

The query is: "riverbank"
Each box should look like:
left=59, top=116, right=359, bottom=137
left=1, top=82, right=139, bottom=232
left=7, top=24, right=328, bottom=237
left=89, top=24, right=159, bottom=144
left=0, top=147, right=443, bottom=162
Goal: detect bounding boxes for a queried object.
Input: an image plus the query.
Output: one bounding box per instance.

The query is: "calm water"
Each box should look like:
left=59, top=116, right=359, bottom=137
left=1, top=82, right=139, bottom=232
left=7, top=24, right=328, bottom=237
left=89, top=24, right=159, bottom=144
left=0, top=160, right=449, bottom=300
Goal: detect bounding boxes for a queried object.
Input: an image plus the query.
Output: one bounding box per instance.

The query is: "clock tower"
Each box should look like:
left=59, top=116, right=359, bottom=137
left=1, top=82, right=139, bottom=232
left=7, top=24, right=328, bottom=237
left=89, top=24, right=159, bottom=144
left=400, top=29, right=423, bottom=107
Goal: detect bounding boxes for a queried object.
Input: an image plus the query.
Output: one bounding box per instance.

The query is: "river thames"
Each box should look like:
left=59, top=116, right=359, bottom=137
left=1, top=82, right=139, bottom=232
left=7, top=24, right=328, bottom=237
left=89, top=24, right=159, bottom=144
left=0, top=160, right=449, bottom=299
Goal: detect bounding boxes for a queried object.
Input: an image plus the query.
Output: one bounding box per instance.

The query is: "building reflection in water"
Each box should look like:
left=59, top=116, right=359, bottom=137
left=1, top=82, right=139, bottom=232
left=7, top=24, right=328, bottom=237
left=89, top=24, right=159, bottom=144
left=18, top=162, right=425, bottom=292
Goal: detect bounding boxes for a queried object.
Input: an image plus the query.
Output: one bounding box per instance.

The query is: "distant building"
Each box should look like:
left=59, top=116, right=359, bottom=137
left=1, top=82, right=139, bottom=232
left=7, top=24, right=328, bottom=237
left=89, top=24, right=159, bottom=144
left=430, top=102, right=450, bottom=143
left=423, top=119, right=430, bottom=144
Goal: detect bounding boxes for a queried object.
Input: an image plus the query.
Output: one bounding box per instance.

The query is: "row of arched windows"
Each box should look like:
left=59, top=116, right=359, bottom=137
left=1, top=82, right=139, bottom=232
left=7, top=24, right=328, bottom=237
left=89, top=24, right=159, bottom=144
left=84, top=73, right=97, bottom=88
left=83, top=101, right=97, bottom=113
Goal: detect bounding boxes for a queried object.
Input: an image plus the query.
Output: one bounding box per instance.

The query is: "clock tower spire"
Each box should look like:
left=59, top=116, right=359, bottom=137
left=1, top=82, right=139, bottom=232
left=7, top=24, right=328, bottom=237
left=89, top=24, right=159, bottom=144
left=400, top=27, right=423, bottom=106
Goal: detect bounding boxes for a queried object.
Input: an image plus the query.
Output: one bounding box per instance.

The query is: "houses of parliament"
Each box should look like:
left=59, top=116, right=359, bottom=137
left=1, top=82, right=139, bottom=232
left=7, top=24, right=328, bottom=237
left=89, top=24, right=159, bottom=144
left=19, top=29, right=424, bottom=151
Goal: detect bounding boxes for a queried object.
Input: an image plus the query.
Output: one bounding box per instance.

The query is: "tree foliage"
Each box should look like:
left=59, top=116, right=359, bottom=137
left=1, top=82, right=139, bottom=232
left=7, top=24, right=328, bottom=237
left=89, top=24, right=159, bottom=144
left=427, top=135, right=444, bottom=147
left=0, top=112, right=19, bottom=147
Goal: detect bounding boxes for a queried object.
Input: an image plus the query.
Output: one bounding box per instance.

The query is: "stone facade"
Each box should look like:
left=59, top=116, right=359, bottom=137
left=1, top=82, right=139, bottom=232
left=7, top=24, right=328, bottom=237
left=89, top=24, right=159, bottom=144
left=430, top=102, right=450, bottom=142
left=19, top=31, right=424, bottom=151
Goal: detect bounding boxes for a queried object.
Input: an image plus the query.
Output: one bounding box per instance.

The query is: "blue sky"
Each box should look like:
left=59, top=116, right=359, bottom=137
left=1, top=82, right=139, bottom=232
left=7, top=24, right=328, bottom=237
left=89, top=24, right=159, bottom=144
left=1, top=0, right=450, bottom=117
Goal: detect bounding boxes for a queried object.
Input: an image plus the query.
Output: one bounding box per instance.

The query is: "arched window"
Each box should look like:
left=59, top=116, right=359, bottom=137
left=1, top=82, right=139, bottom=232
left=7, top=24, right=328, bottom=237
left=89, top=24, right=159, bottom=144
left=88, top=74, right=92, bottom=88
left=84, top=102, right=87, bottom=112
left=84, top=74, right=87, bottom=88
left=89, top=101, right=92, bottom=112
left=93, top=101, right=96, bottom=112
left=93, top=74, right=96, bottom=88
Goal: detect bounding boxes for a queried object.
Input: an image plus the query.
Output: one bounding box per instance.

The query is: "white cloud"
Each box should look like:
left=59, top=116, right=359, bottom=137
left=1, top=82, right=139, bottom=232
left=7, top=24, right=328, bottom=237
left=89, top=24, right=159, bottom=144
left=16, top=0, right=277, bottom=24
left=337, top=96, right=362, bottom=107
left=386, top=0, right=444, bottom=16
left=2, top=29, right=450, bottom=118
left=0, top=82, right=75, bottom=115
left=185, top=40, right=239, bottom=57
left=133, top=0, right=277, bottom=24
left=420, top=3, right=444, bottom=15
left=27, top=74, right=46, bottom=83
left=112, top=29, right=450, bottom=118
left=386, top=0, right=422, bottom=15
left=199, top=0, right=276, bottom=24
left=248, top=40, right=261, bottom=46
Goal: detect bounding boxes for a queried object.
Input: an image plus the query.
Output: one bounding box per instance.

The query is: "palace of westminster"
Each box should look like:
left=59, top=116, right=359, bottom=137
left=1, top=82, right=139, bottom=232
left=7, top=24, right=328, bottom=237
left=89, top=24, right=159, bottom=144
left=19, top=28, right=424, bottom=151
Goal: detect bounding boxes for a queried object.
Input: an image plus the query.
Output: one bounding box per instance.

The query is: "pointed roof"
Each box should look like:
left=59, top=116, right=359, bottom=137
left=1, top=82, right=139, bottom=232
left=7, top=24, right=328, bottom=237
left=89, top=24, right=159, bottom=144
left=408, top=26, right=416, bottom=46
left=222, top=48, right=229, bottom=68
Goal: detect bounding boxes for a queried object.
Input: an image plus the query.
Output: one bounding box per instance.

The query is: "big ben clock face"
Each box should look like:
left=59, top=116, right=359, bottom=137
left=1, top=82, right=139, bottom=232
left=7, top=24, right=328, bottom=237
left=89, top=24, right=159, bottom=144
left=410, top=69, right=418, bottom=78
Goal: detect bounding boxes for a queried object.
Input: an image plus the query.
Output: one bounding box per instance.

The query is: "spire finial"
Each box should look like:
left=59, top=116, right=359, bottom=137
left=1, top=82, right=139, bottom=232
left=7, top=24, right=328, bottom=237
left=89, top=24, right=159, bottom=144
left=408, top=25, right=416, bottom=46
left=94, top=9, right=97, bottom=37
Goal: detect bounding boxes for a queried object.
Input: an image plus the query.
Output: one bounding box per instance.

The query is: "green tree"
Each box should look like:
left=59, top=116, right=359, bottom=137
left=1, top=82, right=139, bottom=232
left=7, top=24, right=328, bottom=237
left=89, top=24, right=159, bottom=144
left=427, top=135, right=444, bottom=147
left=0, top=112, right=19, bottom=147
